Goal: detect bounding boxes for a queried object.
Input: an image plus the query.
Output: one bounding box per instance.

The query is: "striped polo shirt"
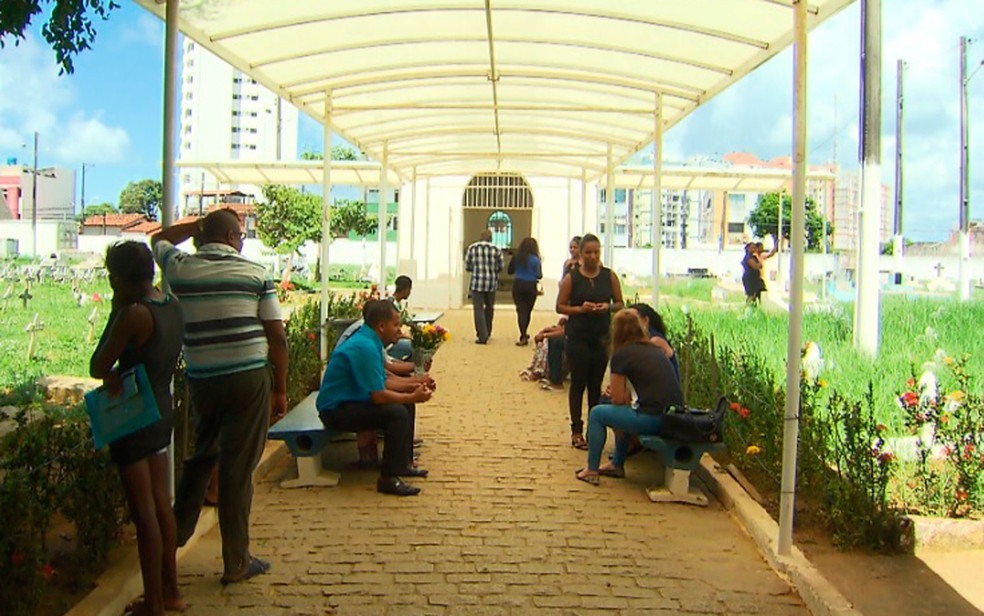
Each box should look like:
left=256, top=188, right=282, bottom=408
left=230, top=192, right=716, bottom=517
left=153, top=240, right=282, bottom=379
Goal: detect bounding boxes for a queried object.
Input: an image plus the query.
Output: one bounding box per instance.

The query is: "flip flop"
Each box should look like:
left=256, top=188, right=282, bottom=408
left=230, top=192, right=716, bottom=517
left=220, top=557, right=270, bottom=586
left=575, top=468, right=599, bottom=486
left=597, top=466, right=625, bottom=478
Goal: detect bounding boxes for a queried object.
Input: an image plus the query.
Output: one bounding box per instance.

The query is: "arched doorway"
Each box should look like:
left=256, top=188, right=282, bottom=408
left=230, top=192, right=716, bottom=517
left=461, top=173, right=534, bottom=304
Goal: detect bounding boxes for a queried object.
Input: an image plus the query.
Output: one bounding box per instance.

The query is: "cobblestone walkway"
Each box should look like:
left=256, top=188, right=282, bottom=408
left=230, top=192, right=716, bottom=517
left=174, top=310, right=807, bottom=615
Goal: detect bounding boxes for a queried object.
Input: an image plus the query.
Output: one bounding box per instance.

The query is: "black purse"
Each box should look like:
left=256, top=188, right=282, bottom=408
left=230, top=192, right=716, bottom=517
left=658, top=396, right=729, bottom=444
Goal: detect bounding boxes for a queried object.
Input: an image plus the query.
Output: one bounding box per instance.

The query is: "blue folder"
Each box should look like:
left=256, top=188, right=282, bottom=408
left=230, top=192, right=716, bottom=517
left=84, top=365, right=161, bottom=449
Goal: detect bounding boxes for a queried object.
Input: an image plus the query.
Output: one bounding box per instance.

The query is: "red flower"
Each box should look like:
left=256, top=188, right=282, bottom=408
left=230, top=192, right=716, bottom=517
left=906, top=378, right=917, bottom=388
left=306, top=332, right=316, bottom=342
left=956, top=489, right=969, bottom=502
left=10, top=551, right=25, bottom=566
left=877, top=452, right=895, bottom=465
left=876, top=423, right=887, bottom=432
left=91, top=293, right=102, bottom=303
left=41, top=563, right=55, bottom=580
left=738, top=407, right=751, bottom=419
left=729, top=402, right=740, bottom=412
left=900, top=391, right=919, bottom=408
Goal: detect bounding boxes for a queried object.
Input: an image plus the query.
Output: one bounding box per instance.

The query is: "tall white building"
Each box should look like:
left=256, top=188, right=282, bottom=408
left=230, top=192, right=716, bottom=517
left=179, top=40, right=298, bottom=215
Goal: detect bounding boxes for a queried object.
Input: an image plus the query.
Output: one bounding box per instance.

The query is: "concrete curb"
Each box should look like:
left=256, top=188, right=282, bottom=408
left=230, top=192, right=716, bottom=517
left=696, top=456, right=862, bottom=616
left=65, top=441, right=289, bottom=616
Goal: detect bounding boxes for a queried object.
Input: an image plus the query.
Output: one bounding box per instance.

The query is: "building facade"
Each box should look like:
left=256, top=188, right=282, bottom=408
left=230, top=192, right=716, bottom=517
left=179, top=40, right=298, bottom=215
left=0, top=164, right=76, bottom=222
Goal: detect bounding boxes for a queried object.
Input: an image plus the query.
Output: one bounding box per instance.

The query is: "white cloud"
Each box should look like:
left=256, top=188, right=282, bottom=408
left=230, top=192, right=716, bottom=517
left=52, top=114, right=131, bottom=164
left=119, top=13, right=163, bottom=48
left=0, top=33, right=130, bottom=166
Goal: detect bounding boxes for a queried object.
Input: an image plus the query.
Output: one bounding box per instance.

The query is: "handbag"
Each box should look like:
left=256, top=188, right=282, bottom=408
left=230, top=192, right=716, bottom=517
left=659, top=396, right=728, bottom=444
left=84, top=364, right=161, bottom=449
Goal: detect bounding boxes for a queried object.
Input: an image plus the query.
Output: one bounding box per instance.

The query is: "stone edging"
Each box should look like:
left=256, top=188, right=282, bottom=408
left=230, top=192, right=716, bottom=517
left=64, top=441, right=290, bottom=616
left=695, top=457, right=862, bottom=616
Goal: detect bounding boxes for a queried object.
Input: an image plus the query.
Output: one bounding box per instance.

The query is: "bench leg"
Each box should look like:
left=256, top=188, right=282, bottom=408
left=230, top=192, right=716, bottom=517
left=280, top=455, right=341, bottom=489
left=646, top=465, right=709, bottom=507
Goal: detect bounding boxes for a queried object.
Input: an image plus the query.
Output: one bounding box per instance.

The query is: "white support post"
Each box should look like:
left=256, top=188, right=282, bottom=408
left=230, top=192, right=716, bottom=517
left=378, top=144, right=389, bottom=288
left=424, top=177, right=431, bottom=279
left=853, top=0, right=882, bottom=356
left=162, top=0, right=180, bottom=503
left=581, top=169, right=588, bottom=233
left=320, top=93, right=333, bottom=366
left=778, top=0, right=808, bottom=557
left=651, top=92, right=664, bottom=307
left=161, top=0, right=178, bottom=229
left=605, top=145, right=615, bottom=266
left=410, top=167, right=417, bottom=277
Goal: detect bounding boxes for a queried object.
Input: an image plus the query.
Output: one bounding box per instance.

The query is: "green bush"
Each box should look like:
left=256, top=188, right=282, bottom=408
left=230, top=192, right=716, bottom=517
left=0, top=396, right=126, bottom=615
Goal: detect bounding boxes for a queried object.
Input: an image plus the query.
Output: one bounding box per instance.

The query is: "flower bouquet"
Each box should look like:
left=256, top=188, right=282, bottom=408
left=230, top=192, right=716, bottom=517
left=409, top=323, right=450, bottom=374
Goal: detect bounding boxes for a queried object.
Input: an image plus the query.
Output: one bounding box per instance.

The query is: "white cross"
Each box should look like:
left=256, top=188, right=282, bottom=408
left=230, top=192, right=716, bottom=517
left=25, top=313, right=44, bottom=360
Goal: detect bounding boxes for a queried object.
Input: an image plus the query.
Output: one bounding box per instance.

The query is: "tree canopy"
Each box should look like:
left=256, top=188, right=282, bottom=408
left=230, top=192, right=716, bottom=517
left=0, top=0, right=118, bottom=74
left=747, top=192, right=833, bottom=251
left=330, top=199, right=376, bottom=238
left=256, top=185, right=322, bottom=255
left=118, top=179, right=162, bottom=220
left=299, top=145, right=360, bottom=161
left=82, top=202, right=116, bottom=217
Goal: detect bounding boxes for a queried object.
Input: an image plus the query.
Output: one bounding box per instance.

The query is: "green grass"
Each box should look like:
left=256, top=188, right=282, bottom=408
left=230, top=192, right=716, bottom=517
left=660, top=296, right=984, bottom=432
left=0, top=278, right=114, bottom=383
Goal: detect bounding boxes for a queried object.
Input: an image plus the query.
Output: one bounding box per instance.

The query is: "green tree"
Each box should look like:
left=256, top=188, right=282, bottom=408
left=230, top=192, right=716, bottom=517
left=747, top=192, right=833, bottom=251
left=256, top=185, right=322, bottom=255
left=0, top=0, right=118, bottom=74
left=299, top=145, right=359, bottom=161
left=330, top=199, right=376, bottom=238
left=83, top=202, right=116, bottom=217
left=118, top=179, right=162, bottom=220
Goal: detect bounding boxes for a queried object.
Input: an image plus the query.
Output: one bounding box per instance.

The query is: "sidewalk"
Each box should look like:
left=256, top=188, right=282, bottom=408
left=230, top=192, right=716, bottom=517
left=173, top=309, right=809, bottom=615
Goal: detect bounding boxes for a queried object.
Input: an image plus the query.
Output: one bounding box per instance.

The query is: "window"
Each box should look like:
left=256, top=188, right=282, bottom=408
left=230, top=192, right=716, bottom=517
left=232, top=127, right=241, bottom=133
left=232, top=144, right=241, bottom=150
left=232, top=94, right=241, bottom=100
left=487, top=211, right=512, bottom=249
left=249, top=111, right=258, bottom=117
left=184, top=109, right=192, bottom=117
left=727, top=222, right=745, bottom=234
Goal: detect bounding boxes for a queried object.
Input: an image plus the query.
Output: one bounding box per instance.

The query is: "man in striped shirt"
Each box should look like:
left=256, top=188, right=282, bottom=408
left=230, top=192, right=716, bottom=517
left=152, top=208, right=288, bottom=585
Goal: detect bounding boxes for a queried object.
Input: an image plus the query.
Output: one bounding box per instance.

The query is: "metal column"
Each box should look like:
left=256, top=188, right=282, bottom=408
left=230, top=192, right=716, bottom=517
left=320, top=93, right=333, bottom=364
left=161, top=0, right=179, bottom=228
left=605, top=144, right=615, bottom=265
left=778, top=0, right=809, bottom=557
left=378, top=144, right=389, bottom=287
left=651, top=92, right=664, bottom=306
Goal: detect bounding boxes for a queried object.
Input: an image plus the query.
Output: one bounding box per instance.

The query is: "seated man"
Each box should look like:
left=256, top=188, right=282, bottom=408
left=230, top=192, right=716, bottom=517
left=317, top=300, right=432, bottom=496
left=387, top=275, right=414, bottom=361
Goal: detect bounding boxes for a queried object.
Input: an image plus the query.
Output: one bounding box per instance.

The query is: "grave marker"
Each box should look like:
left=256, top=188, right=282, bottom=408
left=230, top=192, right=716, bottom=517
left=87, top=307, right=99, bottom=344
left=19, top=285, right=32, bottom=309
left=25, top=313, right=44, bottom=360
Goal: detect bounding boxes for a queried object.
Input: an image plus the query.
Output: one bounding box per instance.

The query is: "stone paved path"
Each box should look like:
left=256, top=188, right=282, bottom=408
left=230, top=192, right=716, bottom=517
left=174, top=309, right=808, bottom=615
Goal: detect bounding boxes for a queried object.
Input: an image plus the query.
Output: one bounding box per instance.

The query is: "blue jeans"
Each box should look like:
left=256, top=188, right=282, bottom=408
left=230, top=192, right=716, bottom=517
left=586, top=404, right=663, bottom=470
left=388, top=339, right=413, bottom=361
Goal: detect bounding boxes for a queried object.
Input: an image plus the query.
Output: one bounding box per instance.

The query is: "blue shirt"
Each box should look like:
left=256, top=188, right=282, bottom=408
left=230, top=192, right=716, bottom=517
left=509, top=254, right=542, bottom=282
left=317, top=324, right=386, bottom=414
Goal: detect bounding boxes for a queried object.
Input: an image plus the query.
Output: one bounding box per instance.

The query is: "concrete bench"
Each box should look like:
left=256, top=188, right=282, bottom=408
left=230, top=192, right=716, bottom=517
left=267, top=391, right=353, bottom=489
left=638, top=435, right=725, bottom=507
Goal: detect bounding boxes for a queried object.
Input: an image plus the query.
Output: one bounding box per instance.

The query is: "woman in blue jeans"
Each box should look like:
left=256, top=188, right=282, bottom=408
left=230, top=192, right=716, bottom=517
left=576, top=310, right=685, bottom=485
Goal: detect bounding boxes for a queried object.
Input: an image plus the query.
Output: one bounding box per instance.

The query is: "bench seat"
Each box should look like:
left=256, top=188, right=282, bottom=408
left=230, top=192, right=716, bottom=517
left=268, top=391, right=353, bottom=488
left=638, top=434, right=725, bottom=507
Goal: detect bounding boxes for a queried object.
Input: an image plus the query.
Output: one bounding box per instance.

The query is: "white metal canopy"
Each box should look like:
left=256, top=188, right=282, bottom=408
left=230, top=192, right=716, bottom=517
left=178, top=160, right=403, bottom=188
left=182, top=159, right=834, bottom=193
left=139, top=0, right=852, bottom=179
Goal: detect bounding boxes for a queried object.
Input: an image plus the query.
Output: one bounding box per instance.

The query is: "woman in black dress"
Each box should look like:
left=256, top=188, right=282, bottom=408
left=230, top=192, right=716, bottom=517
left=556, top=234, right=624, bottom=449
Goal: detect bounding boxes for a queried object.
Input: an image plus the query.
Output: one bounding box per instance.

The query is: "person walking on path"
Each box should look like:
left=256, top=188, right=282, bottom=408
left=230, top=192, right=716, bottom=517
left=575, top=310, right=685, bottom=485
left=151, top=209, right=288, bottom=585
left=508, top=236, right=543, bottom=346
left=465, top=229, right=503, bottom=344
left=317, top=300, right=433, bottom=496
left=89, top=242, right=185, bottom=616
left=556, top=233, right=624, bottom=450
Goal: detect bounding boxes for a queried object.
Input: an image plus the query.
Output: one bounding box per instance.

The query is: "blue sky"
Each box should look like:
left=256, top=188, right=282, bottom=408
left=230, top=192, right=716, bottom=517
left=0, top=1, right=981, bottom=241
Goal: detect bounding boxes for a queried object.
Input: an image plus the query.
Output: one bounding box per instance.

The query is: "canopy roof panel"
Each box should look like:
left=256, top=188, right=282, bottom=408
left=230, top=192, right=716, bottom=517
left=140, top=0, right=854, bottom=178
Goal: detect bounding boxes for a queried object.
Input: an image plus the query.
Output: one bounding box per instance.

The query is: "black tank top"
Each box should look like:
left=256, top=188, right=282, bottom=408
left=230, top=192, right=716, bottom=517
left=117, top=295, right=184, bottom=414
left=566, top=266, right=614, bottom=339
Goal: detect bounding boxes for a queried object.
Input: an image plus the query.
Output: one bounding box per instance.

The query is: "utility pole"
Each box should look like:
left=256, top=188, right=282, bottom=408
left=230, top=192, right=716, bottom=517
left=30, top=131, right=38, bottom=258
left=80, top=163, right=87, bottom=215
left=854, top=0, right=882, bottom=357
left=958, top=37, right=971, bottom=301
left=893, top=59, right=906, bottom=284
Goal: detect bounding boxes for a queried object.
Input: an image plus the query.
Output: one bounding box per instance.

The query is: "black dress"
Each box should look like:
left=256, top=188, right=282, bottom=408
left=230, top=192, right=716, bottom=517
left=741, top=255, right=766, bottom=301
